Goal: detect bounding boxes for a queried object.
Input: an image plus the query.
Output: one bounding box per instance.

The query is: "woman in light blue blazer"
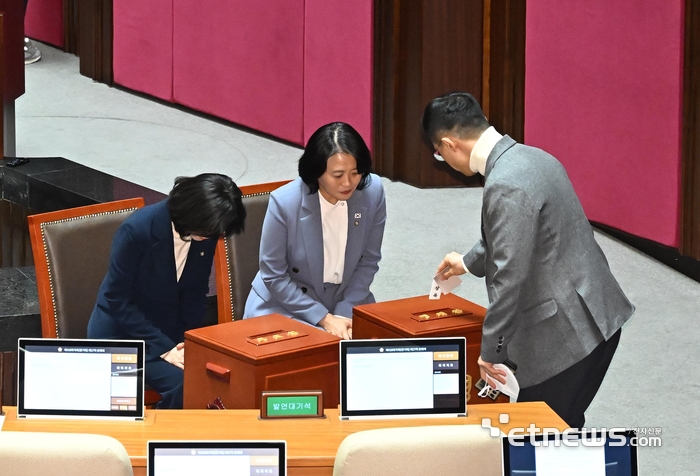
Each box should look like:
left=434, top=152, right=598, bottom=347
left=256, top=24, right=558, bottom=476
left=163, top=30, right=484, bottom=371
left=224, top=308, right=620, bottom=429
left=244, top=122, right=386, bottom=339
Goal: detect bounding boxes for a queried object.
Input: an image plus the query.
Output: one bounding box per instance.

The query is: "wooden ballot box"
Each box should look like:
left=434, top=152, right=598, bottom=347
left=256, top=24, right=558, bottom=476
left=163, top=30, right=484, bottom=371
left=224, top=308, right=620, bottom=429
left=352, top=294, right=509, bottom=404
left=184, top=314, right=340, bottom=409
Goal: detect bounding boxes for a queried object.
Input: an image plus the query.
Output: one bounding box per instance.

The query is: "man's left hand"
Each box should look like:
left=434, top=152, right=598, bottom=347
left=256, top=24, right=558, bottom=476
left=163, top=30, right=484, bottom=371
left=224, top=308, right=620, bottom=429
left=478, top=356, right=507, bottom=387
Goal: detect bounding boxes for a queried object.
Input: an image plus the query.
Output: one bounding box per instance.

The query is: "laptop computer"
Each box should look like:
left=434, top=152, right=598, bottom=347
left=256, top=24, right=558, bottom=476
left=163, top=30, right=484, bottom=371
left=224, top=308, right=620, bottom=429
left=339, top=337, right=467, bottom=420
left=502, top=429, right=639, bottom=476
left=17, top=338, right=145, bottom=420
left=148, top=441, right=287, bottom=476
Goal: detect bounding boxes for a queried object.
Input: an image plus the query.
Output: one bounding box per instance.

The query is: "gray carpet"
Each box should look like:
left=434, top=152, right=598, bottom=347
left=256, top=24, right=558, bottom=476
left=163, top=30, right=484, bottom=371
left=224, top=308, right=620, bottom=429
left=16, top=43, right=700, bottom=476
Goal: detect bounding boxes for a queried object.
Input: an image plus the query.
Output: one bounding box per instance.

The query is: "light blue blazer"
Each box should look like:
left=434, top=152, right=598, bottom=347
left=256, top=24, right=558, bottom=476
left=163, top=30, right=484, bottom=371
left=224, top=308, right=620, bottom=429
left=244, top=174, right=386, bottom=325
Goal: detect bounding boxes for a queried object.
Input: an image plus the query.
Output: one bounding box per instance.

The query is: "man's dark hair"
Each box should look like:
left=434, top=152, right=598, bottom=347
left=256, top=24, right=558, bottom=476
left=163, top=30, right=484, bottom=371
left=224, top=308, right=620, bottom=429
left=298, top=122, right=372, bottom=194
left=421, top=92, right=491, bottom=149
left=168, top=173, right=246, bottom=239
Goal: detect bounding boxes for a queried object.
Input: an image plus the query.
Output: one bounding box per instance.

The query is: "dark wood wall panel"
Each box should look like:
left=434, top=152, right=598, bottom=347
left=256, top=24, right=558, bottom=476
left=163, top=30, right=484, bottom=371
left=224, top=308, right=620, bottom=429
left=682, top=0, right=700, bottom=260
left=63, top=0, right=79, bottom=54
left=371, top=0, right=396, bottom=182
left=0, top=200, right=34, bottom=268
left=373, top=0, right=525, bottom=188
left=1, top=13, right=4, bottom=160
left=77, top=0, right=113, bottom=84
left=1, top=350, right=16, bottom=406
left=487, top=0, right=525, bottom=143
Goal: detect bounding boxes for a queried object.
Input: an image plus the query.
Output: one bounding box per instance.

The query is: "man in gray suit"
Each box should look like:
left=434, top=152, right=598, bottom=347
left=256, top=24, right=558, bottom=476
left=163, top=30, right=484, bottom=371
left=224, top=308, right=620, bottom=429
left=422, top=92, right=634, bottom=428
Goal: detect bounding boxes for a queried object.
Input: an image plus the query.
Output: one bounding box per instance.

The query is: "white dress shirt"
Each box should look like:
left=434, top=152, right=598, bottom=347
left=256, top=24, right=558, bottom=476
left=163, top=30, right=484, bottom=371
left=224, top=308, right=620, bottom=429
left=461, top=126, right=504, bottom=273
left=469, top=126, right=504, bottom=175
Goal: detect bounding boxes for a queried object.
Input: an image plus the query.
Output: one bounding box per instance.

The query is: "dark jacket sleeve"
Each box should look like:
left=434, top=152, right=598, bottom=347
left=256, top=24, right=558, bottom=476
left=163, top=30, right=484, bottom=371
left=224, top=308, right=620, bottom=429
left=91, top=223, right=175, bottom=359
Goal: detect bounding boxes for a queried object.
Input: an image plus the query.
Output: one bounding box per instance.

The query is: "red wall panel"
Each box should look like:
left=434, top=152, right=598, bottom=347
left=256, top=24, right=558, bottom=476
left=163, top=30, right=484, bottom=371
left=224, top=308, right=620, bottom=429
left=24, top=0, right=63, bottom=48
left=173, top=1, right=304, bottom=144
left=303, top=0, right=373, bottom=147
left=525, top=1, right=684, bottom=247
left=113, top=0, right=174, bottom=102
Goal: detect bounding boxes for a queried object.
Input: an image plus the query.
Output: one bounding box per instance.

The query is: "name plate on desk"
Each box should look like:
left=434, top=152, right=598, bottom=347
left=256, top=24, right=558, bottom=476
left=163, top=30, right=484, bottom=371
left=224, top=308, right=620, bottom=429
left=260, top=390, right=325, bottom=419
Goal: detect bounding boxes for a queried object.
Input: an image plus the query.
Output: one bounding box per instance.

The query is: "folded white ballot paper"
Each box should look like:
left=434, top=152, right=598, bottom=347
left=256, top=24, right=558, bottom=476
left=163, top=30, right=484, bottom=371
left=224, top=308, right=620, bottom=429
left=429, top=267, right=462, bottom=300
left=479, top=363, right=520, bottom=401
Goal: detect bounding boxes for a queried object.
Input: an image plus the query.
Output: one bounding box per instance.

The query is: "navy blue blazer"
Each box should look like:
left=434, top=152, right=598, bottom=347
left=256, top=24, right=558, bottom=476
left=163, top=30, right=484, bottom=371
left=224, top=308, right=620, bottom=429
left=87, top=200, right=216, bottom=361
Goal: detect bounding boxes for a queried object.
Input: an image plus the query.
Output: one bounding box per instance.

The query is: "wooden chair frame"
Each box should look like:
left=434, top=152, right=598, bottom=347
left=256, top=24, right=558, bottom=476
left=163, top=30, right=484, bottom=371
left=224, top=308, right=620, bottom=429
left=27, top=198, right=145, bottom=338
left=214, top=180, right=291, bottom=323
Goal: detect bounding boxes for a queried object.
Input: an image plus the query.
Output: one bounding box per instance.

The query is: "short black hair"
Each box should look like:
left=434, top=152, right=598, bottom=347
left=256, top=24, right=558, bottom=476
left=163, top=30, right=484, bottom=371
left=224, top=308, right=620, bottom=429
left=168, top=173, right=246, bottom=239
left=298, top=122, right=372, bottom=194
left=421, top=92, right=490, bottom=149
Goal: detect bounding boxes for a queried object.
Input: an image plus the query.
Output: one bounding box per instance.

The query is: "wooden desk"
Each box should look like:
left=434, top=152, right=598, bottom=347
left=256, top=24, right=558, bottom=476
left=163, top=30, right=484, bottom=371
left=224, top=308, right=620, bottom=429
left=2, top=403, right=566, bottom=475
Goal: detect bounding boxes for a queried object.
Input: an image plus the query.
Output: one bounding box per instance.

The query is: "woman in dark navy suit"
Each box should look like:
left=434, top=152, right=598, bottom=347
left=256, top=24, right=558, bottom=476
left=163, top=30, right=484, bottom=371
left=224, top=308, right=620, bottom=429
left=88, top=174, right=246, bottom=409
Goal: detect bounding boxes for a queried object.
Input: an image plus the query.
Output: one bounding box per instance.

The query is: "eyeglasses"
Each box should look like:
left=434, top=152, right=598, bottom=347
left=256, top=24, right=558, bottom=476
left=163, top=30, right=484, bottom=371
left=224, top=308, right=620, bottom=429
left=433, top=144, right=444, bottom=162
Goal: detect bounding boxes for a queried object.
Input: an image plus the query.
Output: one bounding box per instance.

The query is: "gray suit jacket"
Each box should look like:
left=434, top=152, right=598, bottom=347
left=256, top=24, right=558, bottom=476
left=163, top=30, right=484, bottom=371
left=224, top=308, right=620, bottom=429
left=463, top=136, right=634, bottom=387
left=244, top=174, right=386, bottom=325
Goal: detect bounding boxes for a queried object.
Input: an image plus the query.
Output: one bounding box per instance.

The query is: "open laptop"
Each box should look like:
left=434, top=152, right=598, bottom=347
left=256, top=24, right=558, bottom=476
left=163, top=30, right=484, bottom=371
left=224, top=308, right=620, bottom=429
left=339, top=337, right=467, bottom=420
left=148, top=441, right=287, bottom=476
left=17, top=338, right=145, bottom=420
left=502, top=429, right=640, bottom=476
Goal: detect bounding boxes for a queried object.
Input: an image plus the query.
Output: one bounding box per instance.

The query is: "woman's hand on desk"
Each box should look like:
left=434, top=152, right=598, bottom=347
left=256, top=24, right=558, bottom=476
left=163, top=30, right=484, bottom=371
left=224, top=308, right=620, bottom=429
left=319, top=314, right=353, bottom=340
left=161, top=342, right=185, bottom=369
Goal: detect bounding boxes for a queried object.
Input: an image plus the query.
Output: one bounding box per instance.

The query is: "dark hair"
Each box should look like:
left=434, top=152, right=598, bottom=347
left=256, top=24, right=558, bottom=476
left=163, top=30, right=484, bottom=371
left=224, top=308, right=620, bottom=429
left=168, top=173, right=246, bottom=239
left=298, top=122, right=372, bottom=194
left=421, top=92, right=490, bottom=149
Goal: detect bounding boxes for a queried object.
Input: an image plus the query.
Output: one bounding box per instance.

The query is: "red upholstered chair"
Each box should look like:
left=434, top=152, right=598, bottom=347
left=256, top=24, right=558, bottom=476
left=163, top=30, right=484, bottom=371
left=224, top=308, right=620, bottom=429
left=214, top=181, right=290, bottom=323
left=27, top=198, right=160, bottom=406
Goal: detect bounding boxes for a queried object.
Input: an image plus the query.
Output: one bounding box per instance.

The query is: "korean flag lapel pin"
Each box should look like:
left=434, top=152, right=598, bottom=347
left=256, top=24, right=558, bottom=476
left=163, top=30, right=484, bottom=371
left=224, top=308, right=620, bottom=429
left=354, top=212, right=361, bottom=226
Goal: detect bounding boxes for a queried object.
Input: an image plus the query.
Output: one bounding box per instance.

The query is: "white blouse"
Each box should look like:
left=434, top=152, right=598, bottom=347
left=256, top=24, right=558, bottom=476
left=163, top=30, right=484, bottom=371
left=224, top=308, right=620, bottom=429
left=172, top=222, right=191, bottom=282
left=319, top=193, right=348, bottom=284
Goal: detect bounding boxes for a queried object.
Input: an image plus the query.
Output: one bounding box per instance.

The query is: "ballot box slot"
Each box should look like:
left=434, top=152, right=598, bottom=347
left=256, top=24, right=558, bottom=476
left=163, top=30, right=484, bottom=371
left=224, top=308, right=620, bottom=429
left=411, top=308, right=473, bottom=322
left=246, top=329, right=309, bottom=346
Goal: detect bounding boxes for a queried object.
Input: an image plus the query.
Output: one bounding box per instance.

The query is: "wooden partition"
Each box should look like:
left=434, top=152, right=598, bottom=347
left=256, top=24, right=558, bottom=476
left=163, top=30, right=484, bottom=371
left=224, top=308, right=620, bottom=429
left=0, top=350, right=16, bottom=406
left=682, top=0, right=700, bottom=261
left=77, top=0, right=113, bottom=84
left=0, top=0, right=25, bottom=157
left=372, top=0, right=525, bottom=188
left=1, top=12, right=4, bottom=160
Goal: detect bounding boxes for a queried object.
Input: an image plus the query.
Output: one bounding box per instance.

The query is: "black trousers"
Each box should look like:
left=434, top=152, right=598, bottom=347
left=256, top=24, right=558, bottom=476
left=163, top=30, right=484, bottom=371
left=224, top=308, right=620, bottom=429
left=145, top=359, right=184, bottom=409
left=517, top=328, right=622, bottom=429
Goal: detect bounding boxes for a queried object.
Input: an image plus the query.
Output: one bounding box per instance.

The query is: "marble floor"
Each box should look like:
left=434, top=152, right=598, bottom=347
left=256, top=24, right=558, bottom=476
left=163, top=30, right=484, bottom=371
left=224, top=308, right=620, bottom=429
left=14, top=42, right=700, bottom=476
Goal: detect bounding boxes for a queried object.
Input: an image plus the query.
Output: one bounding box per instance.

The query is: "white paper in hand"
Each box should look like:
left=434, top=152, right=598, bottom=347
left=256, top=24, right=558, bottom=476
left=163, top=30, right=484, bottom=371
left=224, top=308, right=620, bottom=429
left=429, top=279, right=442, bottom=300
left=490, top=363, right=520, bottom=400
left=428, top=267, right=462, bottom=300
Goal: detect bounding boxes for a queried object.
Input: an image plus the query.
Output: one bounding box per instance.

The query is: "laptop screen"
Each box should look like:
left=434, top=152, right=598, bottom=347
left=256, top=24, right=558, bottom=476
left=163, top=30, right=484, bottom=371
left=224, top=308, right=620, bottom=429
left=502, top=430, right=639, bottom=476
left=339, top=337, right=467, bottom=420
left=148, top=441, right=287, bottom=476
left=17, top=338, right=145, bottom=419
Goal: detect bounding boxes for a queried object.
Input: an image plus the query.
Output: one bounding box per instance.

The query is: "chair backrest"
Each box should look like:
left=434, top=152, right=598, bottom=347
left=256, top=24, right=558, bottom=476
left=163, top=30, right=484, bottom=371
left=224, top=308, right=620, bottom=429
left=27, top=198, right=145, bottom=338
left=0, top=431, right=133, bottom=476
left=332, top=425, right=502, bottom=476
left=215, top=180, right=290, bottom=323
